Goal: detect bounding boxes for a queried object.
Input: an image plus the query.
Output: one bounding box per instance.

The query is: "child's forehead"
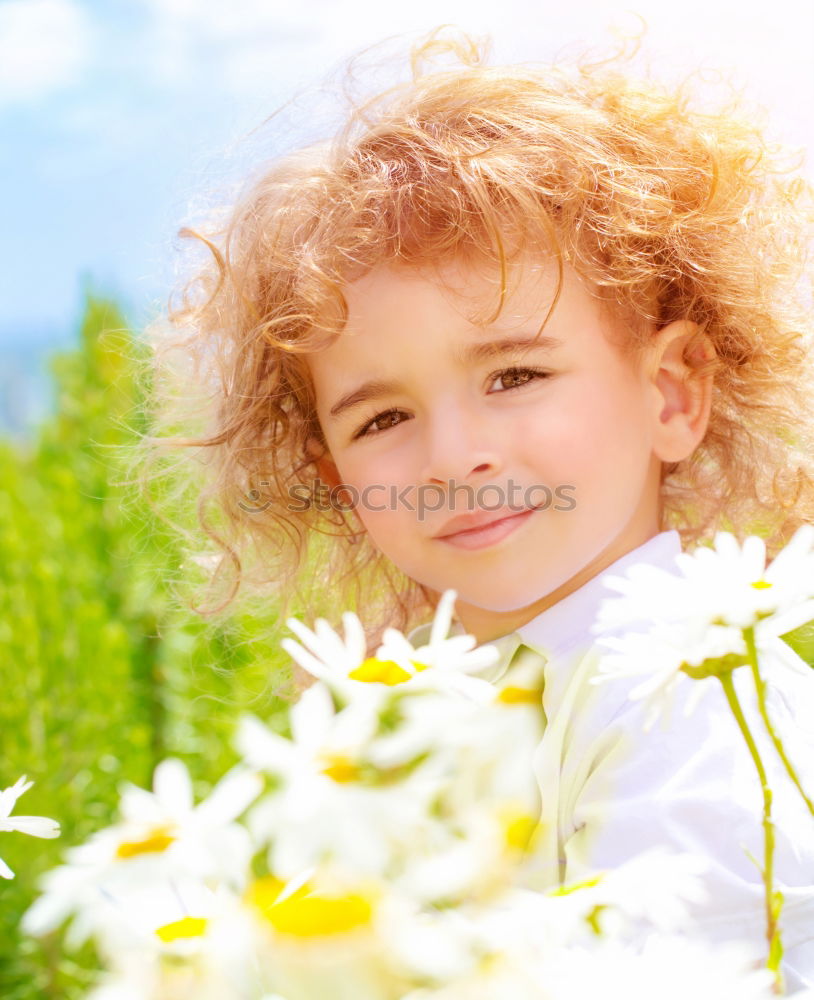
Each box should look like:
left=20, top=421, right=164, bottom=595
left=340, top=251, right=585, bottom=333
left=302, top=253, right=639, bottom=394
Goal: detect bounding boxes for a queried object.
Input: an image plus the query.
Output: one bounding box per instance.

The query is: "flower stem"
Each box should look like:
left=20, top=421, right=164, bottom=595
left=718, top=670, right=783, bottom=992
left=743, top=625, right=814, bottom=818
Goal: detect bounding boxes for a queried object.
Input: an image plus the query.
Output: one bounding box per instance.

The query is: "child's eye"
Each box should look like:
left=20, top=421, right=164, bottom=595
left=353, top=408, right=410, bottom=440
left=487, top=367, right=550, bottom=392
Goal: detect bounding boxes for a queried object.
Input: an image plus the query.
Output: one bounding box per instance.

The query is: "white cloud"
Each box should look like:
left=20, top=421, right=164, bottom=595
left=0, top=0, right=92, bottom=108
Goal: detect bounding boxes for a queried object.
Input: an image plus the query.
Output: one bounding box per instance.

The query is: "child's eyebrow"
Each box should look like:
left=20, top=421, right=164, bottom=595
left=458, top=335, right=563, bottom=365
left=328, top=335, right=562, bottom=421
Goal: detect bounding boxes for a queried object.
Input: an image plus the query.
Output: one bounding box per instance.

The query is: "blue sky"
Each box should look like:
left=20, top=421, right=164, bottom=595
left=1, top=0, right=812, bottom=353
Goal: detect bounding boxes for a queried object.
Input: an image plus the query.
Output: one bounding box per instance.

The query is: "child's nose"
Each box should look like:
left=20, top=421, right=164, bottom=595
left=419, top=407, right=503, bottom=486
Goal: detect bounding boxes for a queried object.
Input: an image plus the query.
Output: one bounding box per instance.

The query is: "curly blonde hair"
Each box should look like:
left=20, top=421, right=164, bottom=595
left=147, top=29, right=814, bottom=636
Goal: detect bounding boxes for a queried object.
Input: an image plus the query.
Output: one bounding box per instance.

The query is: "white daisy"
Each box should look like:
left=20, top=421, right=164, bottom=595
left=244, top=865, right=425, bottom=1000
left=376, top=590, right=500, bottom=687
left=595, top=527, right=814, bottom=638
left=237, top=688, right=446, bottom=878
left=282, top=590, right=498, bottom=706
left=592, top=528, right=814, bottom=717
left=591, top=626, right=741, bottom=729
left=81, top=877, right=223, bottom=956
left=23, top=760, right=261, bottom=945
left=0, top=776, right=59, bottom=879
left=84, top=877, right=258, bottom=999
left=542, top=849, right=709, bottom=940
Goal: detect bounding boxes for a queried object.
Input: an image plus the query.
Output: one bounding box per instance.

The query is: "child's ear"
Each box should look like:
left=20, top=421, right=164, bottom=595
left=647, top=320, right=714, bottom=464
left=305, top=436, right=342, bottom=489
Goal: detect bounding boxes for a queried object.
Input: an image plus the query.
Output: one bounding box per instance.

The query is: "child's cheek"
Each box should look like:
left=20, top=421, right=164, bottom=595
left=332, top=451, right=415, bottom=531
left=520, top=373, right=654, bottom=487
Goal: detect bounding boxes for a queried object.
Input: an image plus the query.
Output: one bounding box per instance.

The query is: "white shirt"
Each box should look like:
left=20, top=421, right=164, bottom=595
left=517, top=530, right=814, bottom=991
left=413, top=530, right=814, bottom=989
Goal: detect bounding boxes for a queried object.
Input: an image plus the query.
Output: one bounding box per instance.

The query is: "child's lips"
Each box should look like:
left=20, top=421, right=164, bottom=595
left=433, top=508, right=536, bottom=550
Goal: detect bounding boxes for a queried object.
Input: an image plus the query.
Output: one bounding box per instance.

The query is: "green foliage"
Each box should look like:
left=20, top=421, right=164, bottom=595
left=0, top=296, right=292, bottom=999
left=782, top=619, right=814, bottom=668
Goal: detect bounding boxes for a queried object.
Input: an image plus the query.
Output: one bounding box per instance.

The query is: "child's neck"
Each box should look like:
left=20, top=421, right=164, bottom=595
left=456, top=524, right=662, bottom=644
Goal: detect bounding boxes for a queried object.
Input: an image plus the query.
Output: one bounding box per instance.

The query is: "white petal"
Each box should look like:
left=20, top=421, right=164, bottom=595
left=713, top=531, right=739, bottom=557
left=0, top=855, right=14, bottom=878
left=235, top=715, right=297, bottom=774
left=314, top=617, right=354, bottom=664
left=290, top=682, right=336, bottom=750
left=280, top=636, right=332, bottom=680
left=426, top=634, right=477, bottom=658
left=629, top=669, right=675, bottom=701
left=760, top=599, right=814, bottom=641
left=329, top=699, right=379, bottom=749
left=683, top=680, right=713, bottom=717
left=118, top=784, right=167, bottom=825
left=195, top=769, right=263, bottom=826
left=378, top=629, right=419, bottom=663
left=283, top=635, right=340, bottom=678
left=436, top=673, right=497, bottom=702
left=741, top=534, right=766, bottom=578
left=430, top=590, right=457, bottom=646
left=766, top=526, right=814, bottom=588
left=0, top=775, right=33, bottom=819
left=340, top=611, right=368, bottom=662
left=284, top=619, right=332, bottom=667
left=21, top=864, right=88, bottom=936
left=153, top=759, right=194, bottom=815
left=450, top=646, right=500, bottom=673
left=1, top=816, right=60, bottom=838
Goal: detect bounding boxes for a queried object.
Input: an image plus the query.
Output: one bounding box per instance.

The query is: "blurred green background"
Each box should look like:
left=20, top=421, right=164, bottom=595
left=0, top=297, right=293, bottom=999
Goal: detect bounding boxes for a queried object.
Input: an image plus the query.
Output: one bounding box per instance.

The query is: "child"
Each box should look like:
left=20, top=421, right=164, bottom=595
left=153, top=30, right=814, bottom=989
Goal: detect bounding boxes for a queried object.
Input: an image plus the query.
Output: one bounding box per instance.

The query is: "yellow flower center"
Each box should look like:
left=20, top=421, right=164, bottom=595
left=116, top=825, right=177, bottom=860
left=246, top=876, right=375, bottom=936
left=349, top=657, right=429, bottom=685
left=320, top=754, right=361, bottom=783
left=246, top=875, right=286, bottom=906
left=155, top=916, right=209, bottom=942
left=751, top=580, right=772, bottom=590
left=499, top=808, right=540, bottom=852
left=497, top=685, right=540, bottom=705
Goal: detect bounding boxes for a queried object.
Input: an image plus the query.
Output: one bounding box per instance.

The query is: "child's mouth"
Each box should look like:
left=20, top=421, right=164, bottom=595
left=434, top=508, right=535, bottom=550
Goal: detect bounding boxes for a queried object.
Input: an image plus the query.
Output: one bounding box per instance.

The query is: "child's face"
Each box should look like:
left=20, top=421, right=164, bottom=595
left=307, top=254, right=670, bottom=640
